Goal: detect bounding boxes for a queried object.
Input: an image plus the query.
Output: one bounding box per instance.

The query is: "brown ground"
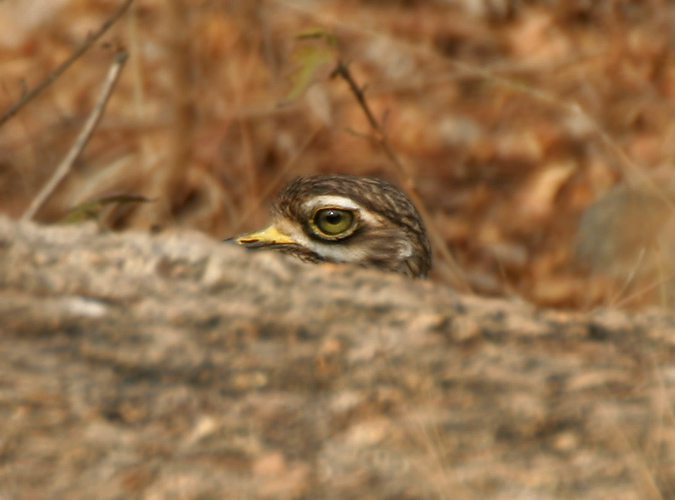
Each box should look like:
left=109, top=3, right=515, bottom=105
left=2, top=217, right=675, bottom=500
left=3, top=2, right=675, bottom=499
left=3, top=0, right=675, bottom=308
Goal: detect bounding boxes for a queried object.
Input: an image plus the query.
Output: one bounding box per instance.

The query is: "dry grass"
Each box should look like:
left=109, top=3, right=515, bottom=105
left=3, top=0, right=675, bottom=308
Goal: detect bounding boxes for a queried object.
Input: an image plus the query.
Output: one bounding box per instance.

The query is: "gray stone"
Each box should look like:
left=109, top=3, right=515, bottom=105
left=1, top=217, right=674, bottom=499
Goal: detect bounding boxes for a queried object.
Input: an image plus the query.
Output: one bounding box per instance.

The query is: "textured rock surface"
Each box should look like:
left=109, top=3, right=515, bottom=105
left=1, top=217, right=675, bottom=499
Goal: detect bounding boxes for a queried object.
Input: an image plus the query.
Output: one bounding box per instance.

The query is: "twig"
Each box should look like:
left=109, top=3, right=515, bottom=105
left=0, top=0, right=134, bottom=129
left=163, top=0, right=196, bottom=208
left=21, top=50, right=128, bottom=222
left=607, top=247, right=646, bottom=307
left=613, top=269, right=675, bottom=309
left=333, top=62, right=470, bottom=291
left=230, top=126, right=322, bottom=234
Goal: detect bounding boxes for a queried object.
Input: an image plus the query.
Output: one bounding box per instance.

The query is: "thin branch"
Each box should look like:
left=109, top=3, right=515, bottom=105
left=607, top=247, right=646, bottom=307
left=21, top=50, right=128, bottom=222
left=614, top=270, right=675, bottom=309
left=333, top=62, right=470, bottom=291
left=164, top=0, right=196, bottom=204
left=230, top=126, right=322, bottom=234
left=0, top=0, right=134, bottom=129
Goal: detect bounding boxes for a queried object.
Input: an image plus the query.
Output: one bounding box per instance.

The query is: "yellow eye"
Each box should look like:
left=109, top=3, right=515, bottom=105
left=312, top=208, right=355, bottom=237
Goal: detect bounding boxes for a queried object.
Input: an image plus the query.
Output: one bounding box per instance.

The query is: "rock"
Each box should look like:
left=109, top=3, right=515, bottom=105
left=1, top=217, right=675, bottom=499
left=576, top=180, right=675, bottom=306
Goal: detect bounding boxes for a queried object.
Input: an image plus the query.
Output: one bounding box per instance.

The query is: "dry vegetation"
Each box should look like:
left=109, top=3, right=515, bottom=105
left=4, top=3, right=675, bottom=498
left=2, top=0, right=675, bottom=308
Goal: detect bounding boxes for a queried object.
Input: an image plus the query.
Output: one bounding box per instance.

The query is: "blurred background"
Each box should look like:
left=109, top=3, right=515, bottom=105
left=2, top=0, right=675, bottom=309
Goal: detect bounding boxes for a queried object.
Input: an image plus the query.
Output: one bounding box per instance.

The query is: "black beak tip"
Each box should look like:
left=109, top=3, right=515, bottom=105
left=224, top=236, right=267, bottom=249
left=238, top=239, right=267, bottom=249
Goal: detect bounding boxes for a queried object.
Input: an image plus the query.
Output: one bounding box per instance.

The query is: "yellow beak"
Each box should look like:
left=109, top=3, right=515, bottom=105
left=235, top=225, right=297, bottom=247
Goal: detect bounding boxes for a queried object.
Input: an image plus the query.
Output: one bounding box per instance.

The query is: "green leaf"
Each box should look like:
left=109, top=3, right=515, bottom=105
left=283, top=28, right=339, bottom=103
left=60, top=193, right=153, bottom=225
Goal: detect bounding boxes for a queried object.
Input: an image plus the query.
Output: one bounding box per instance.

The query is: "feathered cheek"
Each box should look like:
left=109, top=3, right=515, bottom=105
left=360, top=228, right=412, bottom=261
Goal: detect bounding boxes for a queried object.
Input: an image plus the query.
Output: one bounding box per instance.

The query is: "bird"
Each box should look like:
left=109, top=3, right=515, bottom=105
left=232, top=174, right=432, bottom=278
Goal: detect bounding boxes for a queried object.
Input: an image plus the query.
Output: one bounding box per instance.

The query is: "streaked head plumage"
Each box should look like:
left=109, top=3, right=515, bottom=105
left=234, top=174, right=432, bottom=278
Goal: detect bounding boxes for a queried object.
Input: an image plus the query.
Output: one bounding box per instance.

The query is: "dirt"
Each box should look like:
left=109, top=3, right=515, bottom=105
left=3, top=3, right=675, bottom=498
left=1, top=218, right=675, bottom=499
left=3, top=0, right=675, bottom=308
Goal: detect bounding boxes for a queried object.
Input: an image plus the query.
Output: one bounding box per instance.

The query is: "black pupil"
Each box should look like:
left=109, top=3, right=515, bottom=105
left=324, top=210, right=342, bottom=225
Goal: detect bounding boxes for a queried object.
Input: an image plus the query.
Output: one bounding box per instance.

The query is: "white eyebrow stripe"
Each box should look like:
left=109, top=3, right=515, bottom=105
left=303, top=195, right=362, bottom=212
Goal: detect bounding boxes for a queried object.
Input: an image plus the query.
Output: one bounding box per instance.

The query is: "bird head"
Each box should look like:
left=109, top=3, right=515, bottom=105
left=234, top=175, right=432, bottom=278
